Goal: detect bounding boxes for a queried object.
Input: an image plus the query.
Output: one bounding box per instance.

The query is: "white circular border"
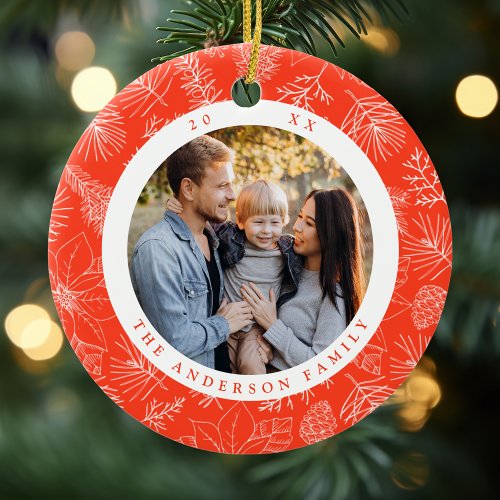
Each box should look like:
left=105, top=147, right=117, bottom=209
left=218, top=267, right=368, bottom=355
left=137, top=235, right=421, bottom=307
left=102, top=100, right=398, bottom=401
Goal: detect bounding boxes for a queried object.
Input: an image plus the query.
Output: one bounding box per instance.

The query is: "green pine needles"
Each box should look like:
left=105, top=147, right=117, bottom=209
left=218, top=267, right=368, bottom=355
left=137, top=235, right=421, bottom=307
left=154, top=0, right=409, bottom=62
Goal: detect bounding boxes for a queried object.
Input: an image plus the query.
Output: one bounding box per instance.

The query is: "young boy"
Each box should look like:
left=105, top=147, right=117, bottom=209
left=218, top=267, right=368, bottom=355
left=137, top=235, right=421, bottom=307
left=167, top=179, right=302, bottom=375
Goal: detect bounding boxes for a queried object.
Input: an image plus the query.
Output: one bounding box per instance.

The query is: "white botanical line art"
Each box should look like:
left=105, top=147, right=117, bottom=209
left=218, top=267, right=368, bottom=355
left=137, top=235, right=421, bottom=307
left=258, top=386, right=317, bottom=413
left=300, top=400, right=337, bottom=444
left=258, top=396, right=294, bottom=413
left=189, top=390, right=223, bottom=410
left=120, top=65, right=172, bottom=118
left=122, top=146, right=140, bottom=168
left=290, top=51, right=313, bottom=67
left=205, top=45, right=226, bottom=58
left=142, top=115, right=165, bottom=138
left=142, top=112, right=182, bottom=139
left=332, top=66, right=369, bottom=87
left=384, top=291, right=412, bottom=320
left=77, top=104, right=126, bottom=162
left=390, top=333, right=430, bottom=382
left=277, top=62, right=333, bottom=112
left=234, top=44, right=283, bottom=83
left=401, top=212, right=452, bottom=281
left=143, top=397, right=185, bottom=432
left=411, top=285, right=447, bottom=330
left=340, top=374, right=392, bottom=424
left=402, top=148, right=446, bottom=207
left=181, top=401, right=293, bottom=454
left=49, top=187, right=73, bottom=243
left=395, top=256, right=411, bottom=290
left=387, top=186, right=411, bottom=236
left=95, top=378, right=125, bottom=407
left=70, top=332, right=106, bottom=375
left=49, top=232, right=113, bottom=375
left=110, top=334, right=168, bottom=401
left=341, top=90, right=405, bottom=162
left=174, top=53, right=223, bottom=109
left=64, top=164, right=112, bottom=236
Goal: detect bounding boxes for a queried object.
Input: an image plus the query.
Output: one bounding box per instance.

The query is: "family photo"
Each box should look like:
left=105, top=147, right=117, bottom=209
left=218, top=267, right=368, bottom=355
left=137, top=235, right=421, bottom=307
left=128, top=127, right=372, bottom=375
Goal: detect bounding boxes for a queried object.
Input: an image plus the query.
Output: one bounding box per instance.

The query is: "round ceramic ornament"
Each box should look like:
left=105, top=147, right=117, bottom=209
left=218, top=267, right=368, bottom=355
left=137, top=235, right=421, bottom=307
left=48, top=43, right=452, bottom=454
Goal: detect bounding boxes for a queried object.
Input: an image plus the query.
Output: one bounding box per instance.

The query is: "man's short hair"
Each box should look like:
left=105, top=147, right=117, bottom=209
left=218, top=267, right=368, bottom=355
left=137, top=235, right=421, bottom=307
left=166, top=135, right=233, bottom=196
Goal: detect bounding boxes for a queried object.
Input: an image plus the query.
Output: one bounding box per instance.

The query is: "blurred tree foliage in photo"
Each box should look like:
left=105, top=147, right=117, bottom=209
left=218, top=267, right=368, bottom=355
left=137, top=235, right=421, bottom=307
left=0, top=0, right=499, bottom=499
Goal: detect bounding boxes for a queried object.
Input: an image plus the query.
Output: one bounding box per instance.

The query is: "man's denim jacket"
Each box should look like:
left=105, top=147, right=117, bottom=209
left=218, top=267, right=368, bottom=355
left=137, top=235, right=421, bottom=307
left=130, top=211, right=229, bottom=369
left=215, top=221, right=303, bottom=307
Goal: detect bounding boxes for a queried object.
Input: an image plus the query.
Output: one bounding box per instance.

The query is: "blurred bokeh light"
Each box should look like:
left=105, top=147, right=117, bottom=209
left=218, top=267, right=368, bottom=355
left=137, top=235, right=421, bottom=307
left=5, top=304, right=51, bottom=347
left=54, top=31, right=95, bottom=72
left=71, top=66, right=117, bottom=112
left=22, top=320, right=64, bottom=361
left=363, top=28, right=400, bottom=56
left=455, top=75, right=498, bottom=118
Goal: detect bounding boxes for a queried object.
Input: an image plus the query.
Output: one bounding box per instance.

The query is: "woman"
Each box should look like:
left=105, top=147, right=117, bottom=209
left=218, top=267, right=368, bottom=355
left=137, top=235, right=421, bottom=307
left=241, top=188, right=365, bottom=370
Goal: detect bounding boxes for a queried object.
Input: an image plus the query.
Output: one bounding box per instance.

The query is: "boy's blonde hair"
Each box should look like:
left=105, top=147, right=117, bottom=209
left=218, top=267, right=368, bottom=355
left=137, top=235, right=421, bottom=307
left=236, top=180, right=289, bottom=225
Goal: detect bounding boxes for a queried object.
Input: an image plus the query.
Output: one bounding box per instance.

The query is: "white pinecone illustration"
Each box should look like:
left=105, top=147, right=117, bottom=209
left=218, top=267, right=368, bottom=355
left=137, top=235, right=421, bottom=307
left=411, top=285, right=446, bottom=330
left=299, top=400, right=337, bottom=444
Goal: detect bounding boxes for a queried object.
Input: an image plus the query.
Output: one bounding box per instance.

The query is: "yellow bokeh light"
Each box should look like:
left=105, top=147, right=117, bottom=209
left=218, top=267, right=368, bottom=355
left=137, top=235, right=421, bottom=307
left=363, top=28, right=400, bottom=56
left=406, top=375, right=441, bottom=409
left=5, top=304, right=50, bottom=346
left=71, top=66, right=117, bottom=112
left=23, top=321, right=64, bottom=361
left=456, top=75, right=498, bottom=118
left=55, top=31, right=95, bottom=72
left=18, top=318, right=52, bottom=349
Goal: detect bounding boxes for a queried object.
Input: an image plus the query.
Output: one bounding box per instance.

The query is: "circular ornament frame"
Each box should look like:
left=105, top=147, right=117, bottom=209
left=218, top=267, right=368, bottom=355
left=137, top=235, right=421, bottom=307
left=49, top=44, right=452, bottom=454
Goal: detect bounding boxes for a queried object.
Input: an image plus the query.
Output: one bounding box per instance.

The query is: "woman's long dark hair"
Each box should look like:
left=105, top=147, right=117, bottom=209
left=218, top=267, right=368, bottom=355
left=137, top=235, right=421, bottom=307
left=306, top=189, right=366, bottom=325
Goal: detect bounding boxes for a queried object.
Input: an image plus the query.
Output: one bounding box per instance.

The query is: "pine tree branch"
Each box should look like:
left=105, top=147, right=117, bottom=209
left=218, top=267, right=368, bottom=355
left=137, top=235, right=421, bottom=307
left=153, top=0, right=409, bottom=63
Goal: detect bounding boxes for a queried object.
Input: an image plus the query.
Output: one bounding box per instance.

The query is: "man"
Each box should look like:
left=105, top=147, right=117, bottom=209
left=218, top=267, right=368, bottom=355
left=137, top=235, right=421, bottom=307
left=131, top=135, right=253, bottom=371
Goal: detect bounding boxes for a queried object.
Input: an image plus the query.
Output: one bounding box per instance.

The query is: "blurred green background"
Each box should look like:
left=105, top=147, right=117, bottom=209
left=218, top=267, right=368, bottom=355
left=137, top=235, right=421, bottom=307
left=1, top=0, right=499, bottom=498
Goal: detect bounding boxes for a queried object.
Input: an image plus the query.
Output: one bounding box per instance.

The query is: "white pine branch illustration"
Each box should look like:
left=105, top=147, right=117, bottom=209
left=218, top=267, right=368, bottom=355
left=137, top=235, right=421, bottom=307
left=234, top=44, right=283, bottom=83
left=403, top=148, right=445, bottom=207
left=402, top=212, right=452, bottom=280
left=341, top=90, right=405, bottom=161
left=49, top=187, right=72, bottom=242
left=258, top=396, right=294, bottom=413
left=189, top=390, right=223, bottom=410
left=332, top=66, right=369, bottom=87
left=387, top=186, right=410, bottom=235
left=143, top=397, right=185, bottom=432
left=142, top=115, right=165, bottom=138
left=78, top=105, right=126, bottom=162
left=340, top=374, right=392, bottom=424
left=277, top=62, right=333, bottom=112
left=390, top=334, right=430, bottom=382
left=120, top=66, right=172, bottom=117
left=64, top=165, right=112, bottom=236
left=95, top=377, right=125, bottom=407
left=110, top=334, right=167, bottom=401
left=174, top=53, right=223, bottom=109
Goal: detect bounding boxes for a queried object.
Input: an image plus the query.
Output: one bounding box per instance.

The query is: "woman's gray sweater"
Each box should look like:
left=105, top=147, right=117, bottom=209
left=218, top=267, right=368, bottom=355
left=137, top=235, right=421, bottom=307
left=263, top=268, right=347, bottom=370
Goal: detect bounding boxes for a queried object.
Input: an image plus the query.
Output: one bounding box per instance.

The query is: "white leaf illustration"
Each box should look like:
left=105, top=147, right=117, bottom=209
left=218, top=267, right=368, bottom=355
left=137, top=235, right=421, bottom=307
left=277, top=62, right=333, bottom=112
left=120, top=65, right=172, bottom=117
left=174, top=53, right=223, bottom=109
left=340, top=374, right=392, bottom=424
left=110, top=334, right=167, bottom=401
left=77, top=104, right=126, bottom=162
left=64, top=164, right=112, bottom=236
left=49, top=187, right=72, bottom=243
left=402, top=148, right=446, bottom=207
left=387, top=186, right=411, bottom=236
left=402, top=213, right=452, bottom=281
left=143, top=397, right=185, bottom=432
left=390, top=333, right=431, bottom=382
left=341, top=90, right=405, bottom=161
